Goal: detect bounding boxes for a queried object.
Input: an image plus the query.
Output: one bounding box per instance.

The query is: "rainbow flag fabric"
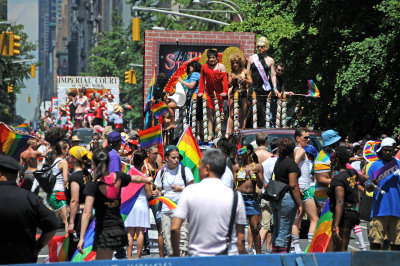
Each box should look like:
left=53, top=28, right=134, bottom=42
left=138, top=125, right=162, bottom=150
left=0, top=122, right=31, bottom=160
left=307, top=80, right=320, bottom=97
left=151, top=102, right=168, bottom=119
left=363, top=140, right=381, bottom=163
left=15, top=122, right=30, bottom=132
left=71, top=164, right=145, bottom=262
left=47, top=235, right=69, bottom=262
left=314, top=149, right=331, bottom=203
left=149, top=196, right=177, bottom=210
left=177, top=126, right=202, bottom=183
left=144, top=65, right=157, bottom=129
left=306, top=198, right=333, bottom=253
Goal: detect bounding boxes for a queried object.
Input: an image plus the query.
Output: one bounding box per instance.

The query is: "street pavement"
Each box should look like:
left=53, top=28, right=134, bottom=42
left=37, top=217, right=370, bottom=262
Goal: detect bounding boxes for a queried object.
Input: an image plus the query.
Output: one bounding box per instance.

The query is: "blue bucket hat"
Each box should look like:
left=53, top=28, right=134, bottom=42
left=304, top=145, right=318, bottom=158
left=322, top=130, right=341, bottom=147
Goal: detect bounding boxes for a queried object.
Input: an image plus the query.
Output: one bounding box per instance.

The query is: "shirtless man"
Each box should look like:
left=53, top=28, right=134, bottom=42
left=255, top=132, right=273, bottom=164
left=247, top=37, right=277, bottom=128
left=20, top=138, right=46, bottom=193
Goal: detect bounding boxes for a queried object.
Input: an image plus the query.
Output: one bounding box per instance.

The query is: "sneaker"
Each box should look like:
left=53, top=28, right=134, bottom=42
left=265, top=248, right=272, bottom=254
left=142, top=248, right=150, bottom=256
left=114, top=247, right=126, bottom=259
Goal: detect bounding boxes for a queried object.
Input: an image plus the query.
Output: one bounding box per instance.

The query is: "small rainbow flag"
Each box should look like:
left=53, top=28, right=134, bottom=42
left=15, top=123, right=30, bottom=132
left=151, top=102, right=169, bottom=119
left=138, top=125, right=162, bottom=150
left=306, top=198, right=332, bottom=253
left=144, top=65, right=157, bottom=129
left=177, top=126, right=202, bottom=183
left=0, top=122, right=31, bottom=160
left=47, top=235, right=69, bottom=262
left=149, top=196, right=177, bottom=210
left=363, top=140, right=381, bottom=163
left=307, top=80, right=320, bottom=97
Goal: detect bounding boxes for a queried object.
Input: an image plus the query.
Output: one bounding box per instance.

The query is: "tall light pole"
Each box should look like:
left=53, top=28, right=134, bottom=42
left=131, top=6, right=230, bottom=26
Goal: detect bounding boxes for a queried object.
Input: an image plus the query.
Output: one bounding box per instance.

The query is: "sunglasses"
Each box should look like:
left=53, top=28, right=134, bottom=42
left=303, top=136, right=310, bottom=140
left=238, top=146, right=248, bottom=155
left=257, top=46, right=265, bottom=48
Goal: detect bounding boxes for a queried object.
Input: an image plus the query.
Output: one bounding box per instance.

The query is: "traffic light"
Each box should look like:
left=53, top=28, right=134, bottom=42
left=7, top=84, right=13, bottom=93
left=132, top=18, right=140, bottom=41
left=125, top=70, right=131, bottom=84
left=8, top=32, right=21, bottom=56
left=31, top=64, right=36, bottom=78
left=131, top=70, right=137, bottom=84
left=0, top=32, right=7, bottom=56
left=28, top=96, right=31, bottom=103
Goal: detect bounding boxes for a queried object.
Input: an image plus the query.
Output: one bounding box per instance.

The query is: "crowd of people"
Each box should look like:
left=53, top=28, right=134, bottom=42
left=1, top=124, right=400, bottom=264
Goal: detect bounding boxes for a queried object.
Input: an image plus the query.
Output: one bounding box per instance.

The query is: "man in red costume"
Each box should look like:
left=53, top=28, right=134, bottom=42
left=197, top=49, right=228, bottom=141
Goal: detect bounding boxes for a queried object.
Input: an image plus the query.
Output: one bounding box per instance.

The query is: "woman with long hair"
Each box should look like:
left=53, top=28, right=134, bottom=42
left=124, top=150, right=153, bottom=259
left=270, top=138, right=302, bottom=253
left=233, top=144, right=263, bottom=254
left=65, top=146, right=93, bottom=260
left=227, top=53, right=252, bottom=137
left=74, top=87, right=88, bottom=128
left=46, top=140, right=70, bottom=235
left=77, top=148, right=152, bottom=260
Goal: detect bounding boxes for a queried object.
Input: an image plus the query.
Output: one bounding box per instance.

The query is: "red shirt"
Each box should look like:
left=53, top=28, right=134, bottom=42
left=91, top=100, right=105, bottom=118
left=198, top=63, right=228, bottom=110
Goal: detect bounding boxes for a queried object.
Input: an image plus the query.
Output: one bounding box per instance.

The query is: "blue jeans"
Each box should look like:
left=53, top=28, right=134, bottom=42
left=270, top=192, right=298, bottom=248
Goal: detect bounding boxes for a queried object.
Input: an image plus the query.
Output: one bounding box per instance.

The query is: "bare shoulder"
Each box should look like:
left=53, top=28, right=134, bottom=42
left=265, top=56, right=275, bottom=67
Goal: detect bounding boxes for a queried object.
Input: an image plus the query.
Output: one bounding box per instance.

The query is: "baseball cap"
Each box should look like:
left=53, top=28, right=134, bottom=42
left=322, top=129, right=341, bottom=147
left=107, top=131, right=122, bottom=143
left=304, top=145, right=318, bottom=158
left=165, top=145, right=183, bottom=160
left=377, top=137, right=396, bottom=152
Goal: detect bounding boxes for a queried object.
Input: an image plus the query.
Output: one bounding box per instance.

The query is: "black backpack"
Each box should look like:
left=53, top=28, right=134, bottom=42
left=33, top=162, right=59, bottom=194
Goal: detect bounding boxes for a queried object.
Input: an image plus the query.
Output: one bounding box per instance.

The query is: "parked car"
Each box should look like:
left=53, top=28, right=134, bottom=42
left=71, top=128, right=94, bottom=147
left=231, top=128, right=323, bottom=151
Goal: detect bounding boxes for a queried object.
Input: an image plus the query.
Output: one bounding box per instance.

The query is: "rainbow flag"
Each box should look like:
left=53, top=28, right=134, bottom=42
left=177, top=126, right=202, bottom=183
left=149, top=196, right=177, bottom=210
left=72, top=164, right=145, bottom=262
left=306, top=198, right=333, bottom=253
left=15, top=122, right=30, bottom=132
left=144, top=65, right=157, bottom=129
left=138, top=125, right=162, bottom=150
left=0, top=122, right=31, bottom=160
left=307, top=80, right=320, bottom=97
left=363, top=140, right=381, bottom=163
left=47, top=235, right=69, bottom=262
left=151, top=102, right=168, bottom=119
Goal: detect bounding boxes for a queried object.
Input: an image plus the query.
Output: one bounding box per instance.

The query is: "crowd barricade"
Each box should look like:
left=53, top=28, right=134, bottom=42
left=20, top=251, right=400, bottom=266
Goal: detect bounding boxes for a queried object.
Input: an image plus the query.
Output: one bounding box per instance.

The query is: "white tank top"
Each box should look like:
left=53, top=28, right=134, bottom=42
left=295, top=147, right=311, bottom=190
left=52, top=158, right=65, bottom=192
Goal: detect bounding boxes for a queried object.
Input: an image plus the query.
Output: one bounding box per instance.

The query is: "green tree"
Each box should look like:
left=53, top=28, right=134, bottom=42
left=0, top=23, right=37, bottom=124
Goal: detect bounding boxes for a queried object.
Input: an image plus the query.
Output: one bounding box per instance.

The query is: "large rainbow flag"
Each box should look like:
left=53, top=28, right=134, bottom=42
left=0, top=122, right=31, bottom=160
left=306, top=198, right=333, bottom=253
left=144, top=65, right=157, bottom=129
left=71, top=165, right=145, bottom=262
left=138, top=125, right=162, bottom=150
left=177, top=126, right=202, bottom=183
left=307, top=80, right=320, bottom=98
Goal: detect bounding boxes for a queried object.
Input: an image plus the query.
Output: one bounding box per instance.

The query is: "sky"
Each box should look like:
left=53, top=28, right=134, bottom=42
left=8, top=0, right=39, bottom=122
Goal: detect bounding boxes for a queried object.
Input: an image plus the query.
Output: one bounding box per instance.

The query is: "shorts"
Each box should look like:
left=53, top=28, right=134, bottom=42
left=369, top=216, right=400, bottom=245
left=243, top=196, right=260, bottom=216
left=301, top=187, right=315, bottom=202
left=260, top=200, right=272, bottom=232
left=46, top=191, right=67, bottom=211
left=93, top=225, right=128, bottom=251
left=334, top=209, right=360, bottom=230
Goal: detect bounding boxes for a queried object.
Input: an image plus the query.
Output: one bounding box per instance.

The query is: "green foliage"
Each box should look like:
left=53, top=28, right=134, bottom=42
left=225, top=0, right=400, bottom=139
left=0, top=23, right=37, bottom=123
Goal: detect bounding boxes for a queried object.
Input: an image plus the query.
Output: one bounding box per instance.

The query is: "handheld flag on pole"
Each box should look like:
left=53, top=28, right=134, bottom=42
left=307, top=80, right=320, bottom=97
left=151, top=102, right=168, bottom=119
left=138, top=125, right=162, bottom=150
left=144, top=65, right=157, bottom=129
left=177, top=126, right=202, bottom=183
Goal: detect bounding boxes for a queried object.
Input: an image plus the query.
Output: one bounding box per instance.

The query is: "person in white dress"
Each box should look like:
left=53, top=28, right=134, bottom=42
left=124, top=150, right=153, bottom=259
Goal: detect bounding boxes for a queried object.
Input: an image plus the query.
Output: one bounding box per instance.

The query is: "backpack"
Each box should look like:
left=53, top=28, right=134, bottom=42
left=159, top=163, right=187, bottom=190
left=33, top=162, right=59, bottom=194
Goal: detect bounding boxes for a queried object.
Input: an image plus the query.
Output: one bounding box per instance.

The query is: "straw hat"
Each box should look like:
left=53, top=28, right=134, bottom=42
left=114, top=104, right=124, bottom=113
left=71, top=135, right=82, bottom=142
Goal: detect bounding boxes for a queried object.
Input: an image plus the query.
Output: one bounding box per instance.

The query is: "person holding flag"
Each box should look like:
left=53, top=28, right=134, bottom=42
left=367, top=137, right=400, bottom=251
